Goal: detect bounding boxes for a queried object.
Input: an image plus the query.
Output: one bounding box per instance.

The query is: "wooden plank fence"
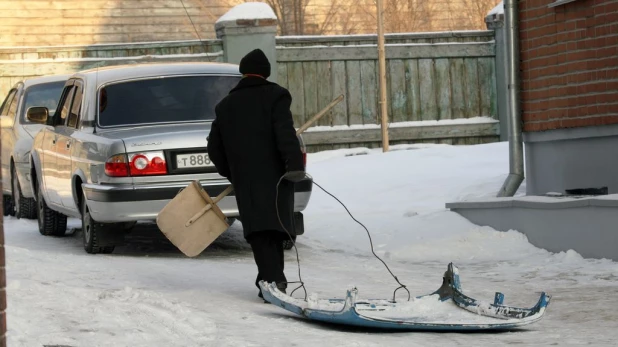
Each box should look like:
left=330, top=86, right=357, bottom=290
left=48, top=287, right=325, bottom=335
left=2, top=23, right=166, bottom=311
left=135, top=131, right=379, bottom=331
left=0, top=40, right=223, bottom=98
left=0, top=30, right=501, bottom=152
left=275, top=31, right=495, bottom=46
left=276, top=31, right=500, bottom=151
left=301, top=119, right=500, bottom=146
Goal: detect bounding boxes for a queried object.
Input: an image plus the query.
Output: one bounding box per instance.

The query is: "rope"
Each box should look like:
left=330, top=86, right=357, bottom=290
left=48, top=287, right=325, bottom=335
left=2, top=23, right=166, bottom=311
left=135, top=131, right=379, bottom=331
left=275, top=176, right=411, bottom=302
left=275, top=176, right=308, bottom=300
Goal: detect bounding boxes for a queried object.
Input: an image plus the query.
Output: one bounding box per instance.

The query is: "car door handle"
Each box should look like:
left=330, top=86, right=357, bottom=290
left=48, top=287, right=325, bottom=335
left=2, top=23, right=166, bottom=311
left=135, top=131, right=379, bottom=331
left=52, top=138, right=57, bottom=145
left=66, top=142, right=71, bottom=149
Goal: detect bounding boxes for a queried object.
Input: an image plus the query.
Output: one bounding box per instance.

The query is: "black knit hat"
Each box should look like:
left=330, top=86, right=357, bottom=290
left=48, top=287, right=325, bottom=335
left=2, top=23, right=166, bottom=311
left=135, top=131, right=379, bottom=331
left=239, top=49, right=271, bottom=78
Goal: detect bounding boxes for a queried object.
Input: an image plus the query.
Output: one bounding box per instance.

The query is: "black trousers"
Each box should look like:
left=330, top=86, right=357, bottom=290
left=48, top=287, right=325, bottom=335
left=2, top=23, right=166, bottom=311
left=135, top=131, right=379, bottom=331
left=247, top=230, right=287, bottom=293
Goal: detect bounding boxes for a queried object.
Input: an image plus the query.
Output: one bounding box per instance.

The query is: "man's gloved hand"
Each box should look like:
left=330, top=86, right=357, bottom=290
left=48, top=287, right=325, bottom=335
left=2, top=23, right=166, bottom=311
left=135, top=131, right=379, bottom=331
left=283, top=170, right=306, bottom=182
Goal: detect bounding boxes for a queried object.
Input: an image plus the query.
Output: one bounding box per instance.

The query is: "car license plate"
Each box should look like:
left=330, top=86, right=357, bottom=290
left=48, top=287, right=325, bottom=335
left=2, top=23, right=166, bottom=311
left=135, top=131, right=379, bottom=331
left=176, top=153, right=213, bottom=168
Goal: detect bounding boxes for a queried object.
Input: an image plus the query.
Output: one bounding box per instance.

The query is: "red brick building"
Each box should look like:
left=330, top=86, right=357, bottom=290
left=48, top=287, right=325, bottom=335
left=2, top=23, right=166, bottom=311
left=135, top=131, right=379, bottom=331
left=519, top=0, right=618, bottom=195
left=520, top=0, right=618, bottom=132
left=447, top=0, right=617, bottom=261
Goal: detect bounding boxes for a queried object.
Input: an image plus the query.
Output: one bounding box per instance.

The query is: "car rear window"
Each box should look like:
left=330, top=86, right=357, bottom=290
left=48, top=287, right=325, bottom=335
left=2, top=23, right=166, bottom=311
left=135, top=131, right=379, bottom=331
left=21, top=81, right=66, bottom=123
left=98, top=75, right=240, bottom=127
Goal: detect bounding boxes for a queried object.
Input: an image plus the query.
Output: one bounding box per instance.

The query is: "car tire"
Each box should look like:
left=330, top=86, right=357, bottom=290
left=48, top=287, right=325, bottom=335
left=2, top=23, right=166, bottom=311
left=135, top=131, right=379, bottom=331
left=123, top=221, right=137, bottom=232
left=81, top=196, right=115, bottom=254
left=283, top=235, right=296, bottom=250
left=3, top=195, right=15, bottom=217
left=37, top=184, right=67, bottom=236
left=12, top=166, right=36, bottom=220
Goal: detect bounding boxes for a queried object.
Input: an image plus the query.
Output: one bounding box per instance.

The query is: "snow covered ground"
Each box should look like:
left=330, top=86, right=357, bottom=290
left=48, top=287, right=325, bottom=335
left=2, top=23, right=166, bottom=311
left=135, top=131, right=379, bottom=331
left=5, top=141, right=618, bottom=346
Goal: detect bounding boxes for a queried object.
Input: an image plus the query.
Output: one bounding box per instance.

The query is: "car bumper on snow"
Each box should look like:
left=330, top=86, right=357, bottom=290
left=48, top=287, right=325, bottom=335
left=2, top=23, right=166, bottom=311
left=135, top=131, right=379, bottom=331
left=82, top=179, right=313, bottom=223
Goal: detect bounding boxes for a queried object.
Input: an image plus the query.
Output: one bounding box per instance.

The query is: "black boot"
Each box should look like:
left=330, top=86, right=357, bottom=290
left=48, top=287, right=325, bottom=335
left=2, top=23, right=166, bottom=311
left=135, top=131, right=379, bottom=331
left=258, top=282, right=287, bottom=303
left=276, top=282, right=287, bottom=294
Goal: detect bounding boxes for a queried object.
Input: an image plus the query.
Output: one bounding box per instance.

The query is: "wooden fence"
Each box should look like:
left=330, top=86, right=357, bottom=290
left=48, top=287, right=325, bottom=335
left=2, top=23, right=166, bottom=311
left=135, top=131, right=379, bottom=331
left=0, top=40, right=223, bottom=98
left=0, top=30, right=501, bottom=152
left=275, top=31, right=500, bottom=150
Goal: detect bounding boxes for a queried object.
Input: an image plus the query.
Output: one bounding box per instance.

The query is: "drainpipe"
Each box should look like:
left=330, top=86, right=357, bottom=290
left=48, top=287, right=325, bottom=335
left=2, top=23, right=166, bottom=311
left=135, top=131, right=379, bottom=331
left=497, top=0, right=524, bottom=197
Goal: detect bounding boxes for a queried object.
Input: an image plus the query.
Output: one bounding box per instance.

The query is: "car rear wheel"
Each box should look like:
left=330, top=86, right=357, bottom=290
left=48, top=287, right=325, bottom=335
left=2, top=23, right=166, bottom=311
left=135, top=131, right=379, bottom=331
left=81, top=196, right=117, bottom=254
left=283, top=235, right=296, bottom=250
left=123, top=221, right=137, bottom=232
left=3, top=195, right=15, bottom=217
left=12, top=166, right=36, bottom=219
left=37, top=184, right=67, bottom=236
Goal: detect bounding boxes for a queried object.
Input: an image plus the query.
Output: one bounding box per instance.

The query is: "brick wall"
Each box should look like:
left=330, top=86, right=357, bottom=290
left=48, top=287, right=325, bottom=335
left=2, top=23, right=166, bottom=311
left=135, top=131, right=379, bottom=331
left=519, top=0, right=618, bottom=132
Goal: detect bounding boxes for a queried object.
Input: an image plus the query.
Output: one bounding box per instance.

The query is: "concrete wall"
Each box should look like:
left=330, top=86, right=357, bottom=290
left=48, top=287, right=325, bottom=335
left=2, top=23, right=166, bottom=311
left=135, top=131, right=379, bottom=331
left=447, top=194, right=618, bottom=261
left=215, top=8, right=278, bottom=83
left=524, top=123, right=618, bottom=195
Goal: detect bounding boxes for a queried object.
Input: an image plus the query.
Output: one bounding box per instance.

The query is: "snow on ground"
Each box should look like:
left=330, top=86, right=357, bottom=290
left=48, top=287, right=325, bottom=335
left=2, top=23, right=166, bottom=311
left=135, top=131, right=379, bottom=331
left=5, top=141, right=618, bottom=346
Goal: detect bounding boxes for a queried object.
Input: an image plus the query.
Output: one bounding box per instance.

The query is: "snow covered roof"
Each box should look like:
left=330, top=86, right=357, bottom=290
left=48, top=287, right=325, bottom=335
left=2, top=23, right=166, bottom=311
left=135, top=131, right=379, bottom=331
left=215, top=2, right=277, bottom=24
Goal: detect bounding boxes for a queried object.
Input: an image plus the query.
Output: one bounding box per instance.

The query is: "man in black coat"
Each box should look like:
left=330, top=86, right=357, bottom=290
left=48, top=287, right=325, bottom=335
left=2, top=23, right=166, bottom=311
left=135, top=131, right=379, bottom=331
left=207, top=48, right=306, bottom=300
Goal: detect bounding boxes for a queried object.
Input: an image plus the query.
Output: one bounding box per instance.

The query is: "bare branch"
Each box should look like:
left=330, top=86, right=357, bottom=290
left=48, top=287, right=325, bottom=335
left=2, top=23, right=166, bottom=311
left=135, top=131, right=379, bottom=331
left=217, top=0, right=498, bottom=36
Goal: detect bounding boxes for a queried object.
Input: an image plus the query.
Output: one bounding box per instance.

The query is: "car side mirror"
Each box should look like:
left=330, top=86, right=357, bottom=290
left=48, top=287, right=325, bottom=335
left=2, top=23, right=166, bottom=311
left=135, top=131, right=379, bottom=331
left=26, top=106, right=49, bottom=124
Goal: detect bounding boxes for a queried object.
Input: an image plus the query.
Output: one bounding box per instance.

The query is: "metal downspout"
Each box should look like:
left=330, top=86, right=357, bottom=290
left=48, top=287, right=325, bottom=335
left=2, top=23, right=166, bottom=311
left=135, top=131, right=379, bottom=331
left=497, top=0, right=524, bottom=197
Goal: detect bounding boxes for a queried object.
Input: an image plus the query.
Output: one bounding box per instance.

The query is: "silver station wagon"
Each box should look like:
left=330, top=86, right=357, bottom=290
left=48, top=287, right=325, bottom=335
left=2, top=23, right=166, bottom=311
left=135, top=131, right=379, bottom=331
left=1, top=74, right=70, bottom=219
left=27, top=63, right=313, bottom=254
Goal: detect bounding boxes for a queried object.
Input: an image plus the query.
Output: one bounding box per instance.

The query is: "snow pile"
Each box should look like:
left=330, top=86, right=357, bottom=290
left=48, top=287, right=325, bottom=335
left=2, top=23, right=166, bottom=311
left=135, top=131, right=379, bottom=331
left=302, top=142, right=534, bottom=263
left=216, top=2, right=277, bottom=23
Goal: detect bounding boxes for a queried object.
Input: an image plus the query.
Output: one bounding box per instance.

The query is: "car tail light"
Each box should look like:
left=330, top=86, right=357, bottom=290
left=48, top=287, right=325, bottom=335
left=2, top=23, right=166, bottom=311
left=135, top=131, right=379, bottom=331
left=128, top=151, right=167, bottom=176
left=302, top=152, right=307, bottom=168
left=105, top=154, right=129, bottom=177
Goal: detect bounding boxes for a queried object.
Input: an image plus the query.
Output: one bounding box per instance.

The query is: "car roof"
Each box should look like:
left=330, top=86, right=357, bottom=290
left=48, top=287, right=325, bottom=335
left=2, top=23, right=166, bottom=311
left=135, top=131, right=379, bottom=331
left=21, top=74, right=72, bottom=88
left=73, top=62, right=242, bottom=87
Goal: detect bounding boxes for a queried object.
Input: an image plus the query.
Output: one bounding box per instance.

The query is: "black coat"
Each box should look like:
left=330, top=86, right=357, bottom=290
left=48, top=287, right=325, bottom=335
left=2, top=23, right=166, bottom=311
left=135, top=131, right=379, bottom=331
left=207, top=76, right=304, bottom=239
